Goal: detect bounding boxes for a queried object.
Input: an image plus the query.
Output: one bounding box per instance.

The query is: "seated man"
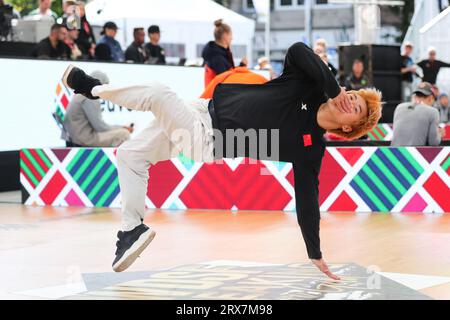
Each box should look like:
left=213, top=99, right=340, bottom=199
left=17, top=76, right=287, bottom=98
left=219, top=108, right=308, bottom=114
left=34, top=24, right=71, bottom=60
left=63, top=70, right=132, bottom=147
left=392, top=82, right=444, bottom=146
left=62, top=42, right=382, bottom=278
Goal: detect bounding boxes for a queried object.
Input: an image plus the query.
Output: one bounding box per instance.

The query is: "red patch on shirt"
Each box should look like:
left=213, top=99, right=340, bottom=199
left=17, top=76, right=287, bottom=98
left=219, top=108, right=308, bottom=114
left=303, top=134, right=312, bottom=147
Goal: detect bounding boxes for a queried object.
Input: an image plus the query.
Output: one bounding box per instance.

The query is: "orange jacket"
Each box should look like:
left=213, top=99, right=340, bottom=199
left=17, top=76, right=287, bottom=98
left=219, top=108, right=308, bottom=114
left=204, top=65, right=217, bottom=88
left=200, top=67, right=268, bottom=99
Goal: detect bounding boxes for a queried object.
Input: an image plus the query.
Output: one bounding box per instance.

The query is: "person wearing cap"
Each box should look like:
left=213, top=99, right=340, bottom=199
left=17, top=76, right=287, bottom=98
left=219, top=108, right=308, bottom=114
left=144, top=25, right=166, bottom=65
left=125, top=28, right=147, bottom=63
left=63, top=70, right=132, bottom=147
left=392, top=82, right=444, bottom=146
left=435, top=93, right=450, bottom=124
left=401, top=42, right=417, bottom=101
left=97, top=21, right=124, bottom=62
left=417, top=47, right=450, bottom=85
left=254, top=56, right=276, bottom=79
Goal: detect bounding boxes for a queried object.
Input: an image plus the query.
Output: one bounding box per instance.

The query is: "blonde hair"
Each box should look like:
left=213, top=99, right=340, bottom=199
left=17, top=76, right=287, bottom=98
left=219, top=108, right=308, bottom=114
left=214, top=19, right=231, bottom=41
left=327, top=88, right=383, bottom=140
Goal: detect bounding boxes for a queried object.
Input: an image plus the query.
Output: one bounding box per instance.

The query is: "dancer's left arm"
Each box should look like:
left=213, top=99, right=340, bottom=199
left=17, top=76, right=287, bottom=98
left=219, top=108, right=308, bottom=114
left=284, top=42, right=351, bottom=113
left=292, top=160, right=340, bottom=280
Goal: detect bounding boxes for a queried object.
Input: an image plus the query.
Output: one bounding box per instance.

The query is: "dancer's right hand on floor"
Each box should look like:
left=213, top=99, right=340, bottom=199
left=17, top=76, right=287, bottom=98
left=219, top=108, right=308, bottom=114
left=332, top=87, right=353, bottom=114
left=311, top=258, right=341, bottom=281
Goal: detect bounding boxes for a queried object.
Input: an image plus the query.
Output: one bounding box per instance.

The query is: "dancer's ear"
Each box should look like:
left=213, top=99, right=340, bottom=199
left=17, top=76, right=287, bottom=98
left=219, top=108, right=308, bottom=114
left=342, top=125, right=353, bottom=133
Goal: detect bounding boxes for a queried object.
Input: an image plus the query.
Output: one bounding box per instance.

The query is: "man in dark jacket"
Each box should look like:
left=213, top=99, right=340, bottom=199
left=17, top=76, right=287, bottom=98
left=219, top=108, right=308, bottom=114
left=62, top=42, right=382, bottom=276
left=125, top=28, right=147, bottom=63
left=144, top=25, right=166, bottom=65
left=417, top=47, right=450, bottom=85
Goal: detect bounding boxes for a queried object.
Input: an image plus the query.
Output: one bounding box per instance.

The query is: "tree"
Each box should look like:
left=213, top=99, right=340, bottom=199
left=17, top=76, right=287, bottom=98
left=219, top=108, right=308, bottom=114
left=386, top=1, right=415, bottom=43
left=6, top=0, right=63, bottom=16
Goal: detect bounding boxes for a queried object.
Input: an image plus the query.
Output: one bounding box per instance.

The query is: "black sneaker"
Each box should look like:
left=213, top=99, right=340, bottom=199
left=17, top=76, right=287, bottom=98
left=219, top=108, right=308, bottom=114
left=112, top=224, right=156, bottom=272
left=62, top=65, right=102, bottom=100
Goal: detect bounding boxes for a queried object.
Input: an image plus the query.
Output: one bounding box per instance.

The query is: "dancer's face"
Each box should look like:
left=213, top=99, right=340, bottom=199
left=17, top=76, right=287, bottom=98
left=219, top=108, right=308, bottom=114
left=330, top=92, right=368, bottom=133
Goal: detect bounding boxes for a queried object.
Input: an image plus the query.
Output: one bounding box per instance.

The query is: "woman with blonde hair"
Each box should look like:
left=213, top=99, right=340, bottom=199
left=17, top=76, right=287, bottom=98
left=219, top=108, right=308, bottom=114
left=201, top=19, right=247, bottom=87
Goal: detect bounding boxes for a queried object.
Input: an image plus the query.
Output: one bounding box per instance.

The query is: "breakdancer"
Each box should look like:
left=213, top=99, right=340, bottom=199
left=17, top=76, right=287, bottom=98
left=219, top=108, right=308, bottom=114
left=62, top=42, right=382, bottom=279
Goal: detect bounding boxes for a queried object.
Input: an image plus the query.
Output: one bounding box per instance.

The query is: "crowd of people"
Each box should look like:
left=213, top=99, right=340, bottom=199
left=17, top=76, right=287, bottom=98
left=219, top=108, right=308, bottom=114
left=392, top=42, right=450, bottom=146
left=5, top=1, right=449, bottom=147
left=16, top=0, right=166, bottom=64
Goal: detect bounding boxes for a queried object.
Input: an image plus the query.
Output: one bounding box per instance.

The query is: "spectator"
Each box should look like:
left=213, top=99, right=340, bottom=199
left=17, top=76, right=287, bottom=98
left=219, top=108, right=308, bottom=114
left=57, top=0, right=77, bottom=27
left=343, top=59, right=371, bottom=90
left=392, top=82, right=444, bottom=146
left=76, top=1, right=96, bottom=59
left=94, top=43, right=112, bottom=61
left=314, top=38, right=337, bottom=76
left=201, top=19, right=247, bottom=87
left=34, top=24, right=71, bottom=59
left=401, top=42, right=417, bottom=101
left=64, top=28, right=83, bottom=60
left=435, top=93, right=450, bottom=123
left=417, top=47, right=450, bottom=85
left=0, top=0, right=20, bottom=19
left=27, top=0, right=57, bottom=21
left=64, top=70, right=132, bottom=147
left=144, top=25, right=166, bottom=65
left=125, top=27, right=147, bottom=63
left=97, top=21, right=124, bottom=62
left=254, top=56, right=275, bottom=79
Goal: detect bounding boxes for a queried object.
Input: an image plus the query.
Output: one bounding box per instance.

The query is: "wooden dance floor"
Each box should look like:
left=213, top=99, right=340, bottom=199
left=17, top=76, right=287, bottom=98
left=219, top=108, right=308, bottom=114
left=1, top=203, right=450, bottom=300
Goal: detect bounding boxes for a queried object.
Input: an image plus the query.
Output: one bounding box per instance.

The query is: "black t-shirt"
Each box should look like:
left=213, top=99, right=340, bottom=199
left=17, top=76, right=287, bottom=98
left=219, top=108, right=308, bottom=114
left=35, top=37, right=71, bottom=59
left=418, top=59, right=450, bottom=84
left=144, top=43, right=166, bottom=65
left=125, top=42, right=147, bottom=63
left=211, top=42, right=341, bottom=259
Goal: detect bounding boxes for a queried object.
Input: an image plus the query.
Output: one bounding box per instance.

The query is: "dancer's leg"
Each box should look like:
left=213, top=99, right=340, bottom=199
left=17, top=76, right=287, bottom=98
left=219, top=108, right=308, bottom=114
left=92, top=83, right=211, bottom=161
left=116, top=120, right=178, bottom=232
left=92, top=83, right=197, bottom=139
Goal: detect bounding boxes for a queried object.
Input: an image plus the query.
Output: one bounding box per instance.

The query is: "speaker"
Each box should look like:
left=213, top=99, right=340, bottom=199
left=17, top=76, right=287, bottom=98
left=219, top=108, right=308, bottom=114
left=339, top=44, right=402, bottom=123
left=372, top=72, right=402, bottom=101
left=379, top=101, right=401, bottom=123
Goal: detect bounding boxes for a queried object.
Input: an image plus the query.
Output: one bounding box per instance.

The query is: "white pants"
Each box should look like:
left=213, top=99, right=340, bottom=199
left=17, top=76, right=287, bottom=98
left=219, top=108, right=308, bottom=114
left=92, top=83, right=215, bottom=231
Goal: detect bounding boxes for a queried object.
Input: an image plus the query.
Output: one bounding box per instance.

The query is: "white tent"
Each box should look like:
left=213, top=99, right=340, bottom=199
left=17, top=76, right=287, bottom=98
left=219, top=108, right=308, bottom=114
left=85, top=0, right=255, bottom=63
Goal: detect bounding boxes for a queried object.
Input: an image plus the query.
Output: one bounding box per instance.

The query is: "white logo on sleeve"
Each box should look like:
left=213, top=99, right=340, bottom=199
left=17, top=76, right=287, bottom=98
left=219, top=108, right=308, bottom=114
left=300, top=102, right=308, bottom=111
